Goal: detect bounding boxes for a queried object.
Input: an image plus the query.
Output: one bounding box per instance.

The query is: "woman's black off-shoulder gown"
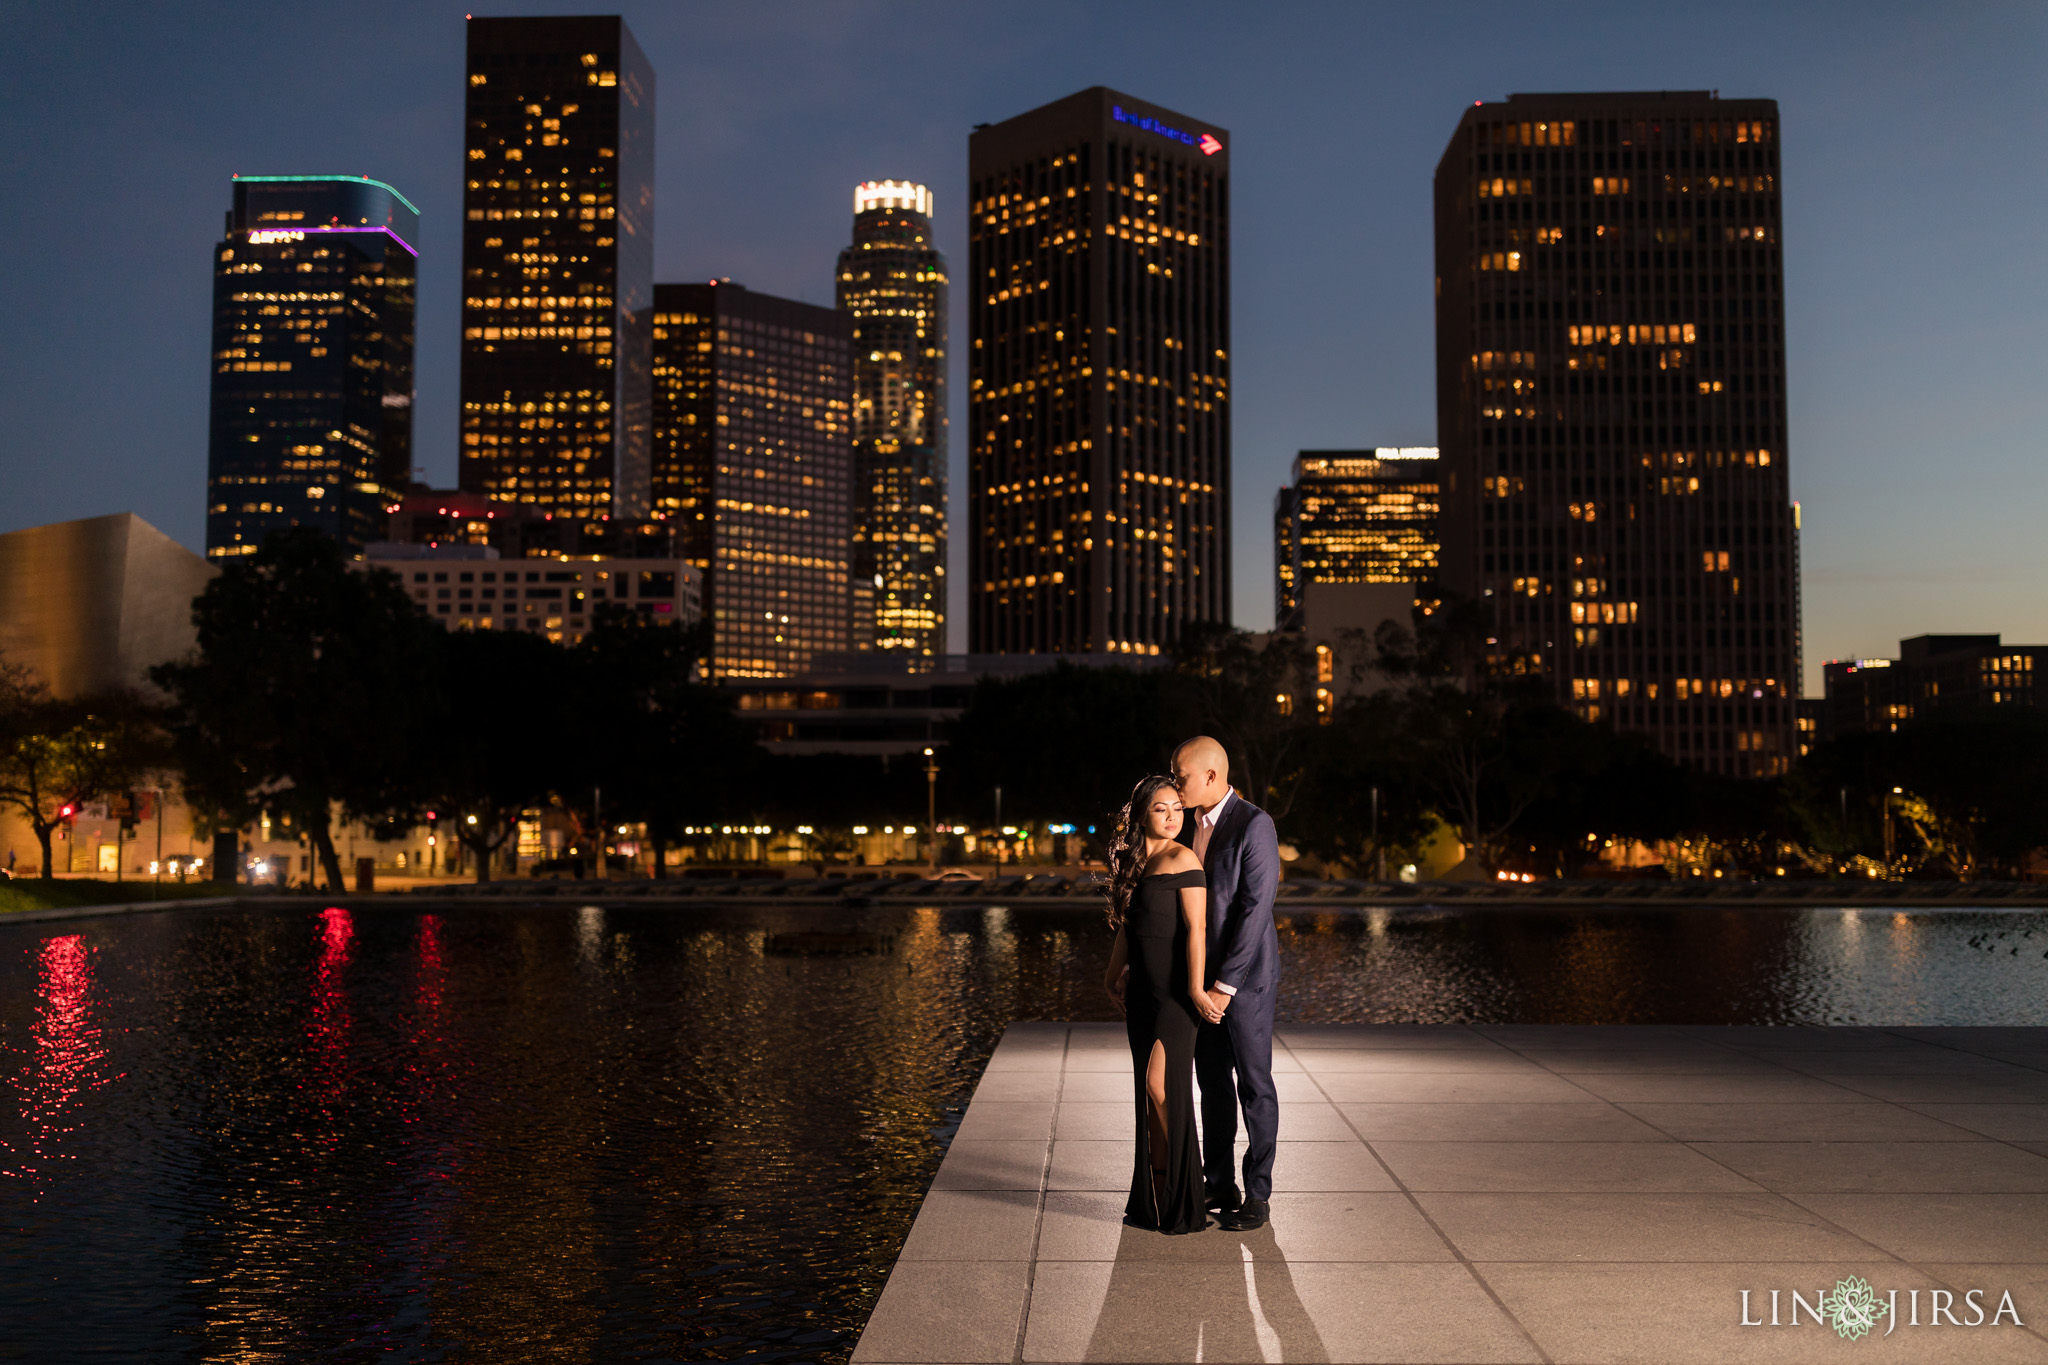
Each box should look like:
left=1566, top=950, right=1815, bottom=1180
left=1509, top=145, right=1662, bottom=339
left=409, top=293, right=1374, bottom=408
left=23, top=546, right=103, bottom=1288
left=1123, top=867, right=1208, bottom=1233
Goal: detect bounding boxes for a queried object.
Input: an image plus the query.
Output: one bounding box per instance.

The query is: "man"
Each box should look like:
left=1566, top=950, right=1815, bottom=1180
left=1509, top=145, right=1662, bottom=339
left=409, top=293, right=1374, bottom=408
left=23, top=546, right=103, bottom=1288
left=1171, top=735, right=1280, bottom=1232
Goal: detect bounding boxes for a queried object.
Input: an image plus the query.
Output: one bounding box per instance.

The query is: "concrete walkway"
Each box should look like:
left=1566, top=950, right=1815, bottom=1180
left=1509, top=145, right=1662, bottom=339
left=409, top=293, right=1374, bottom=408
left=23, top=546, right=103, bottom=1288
left=853, top=1023, right=2048, bottom=1364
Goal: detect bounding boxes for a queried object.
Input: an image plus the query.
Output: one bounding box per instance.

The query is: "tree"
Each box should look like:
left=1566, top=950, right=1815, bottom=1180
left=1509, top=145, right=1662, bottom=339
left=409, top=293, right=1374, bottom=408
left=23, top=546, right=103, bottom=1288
left=427, top=624, right=577, bottom=881
left=1283, top=687, right=1437, bottom=876
left=943, top=663, right=1192, bottom=839
left=1790, top=708, right=2048, bottom=880
left=1366, top=596, right=1555, bottom=872
left=152, top=529, right=439, bottom=891
left=1510, top=712, right=1692, bottom=876
left=1171, top=624, right=1318, bottom=817
left=0, top=661, right=166, bottom=880
left=1892, top=709, right=2048, bottom=878
left=572, top=610, right=759, bottom=875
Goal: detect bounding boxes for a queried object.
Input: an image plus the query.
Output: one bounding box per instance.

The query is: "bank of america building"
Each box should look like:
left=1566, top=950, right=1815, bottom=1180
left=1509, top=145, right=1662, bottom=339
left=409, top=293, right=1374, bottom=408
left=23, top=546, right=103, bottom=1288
left=968, top=87, right=1230, bottom=656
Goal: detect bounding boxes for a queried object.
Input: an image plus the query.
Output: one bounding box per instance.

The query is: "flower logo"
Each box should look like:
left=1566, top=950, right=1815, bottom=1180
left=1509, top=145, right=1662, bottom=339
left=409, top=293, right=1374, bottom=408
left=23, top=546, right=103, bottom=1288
left=1818, top=1276, right=1889, bottom=1340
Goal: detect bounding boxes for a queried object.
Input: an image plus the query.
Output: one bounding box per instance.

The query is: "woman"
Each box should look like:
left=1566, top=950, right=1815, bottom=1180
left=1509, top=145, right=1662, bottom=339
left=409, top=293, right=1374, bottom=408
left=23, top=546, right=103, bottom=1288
left=1101, top=774, right=1219, bottom=1234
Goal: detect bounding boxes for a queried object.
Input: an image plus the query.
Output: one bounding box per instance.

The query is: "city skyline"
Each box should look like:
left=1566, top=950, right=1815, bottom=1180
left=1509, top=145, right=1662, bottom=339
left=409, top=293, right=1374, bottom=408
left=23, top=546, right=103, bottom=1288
left=4, top=3, right=2045, bottom=693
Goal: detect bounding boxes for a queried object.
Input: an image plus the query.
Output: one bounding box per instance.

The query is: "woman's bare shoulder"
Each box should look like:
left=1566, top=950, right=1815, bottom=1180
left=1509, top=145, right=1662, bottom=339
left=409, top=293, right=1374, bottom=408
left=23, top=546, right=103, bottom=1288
left=1147, top=844, right=1202, bottom=875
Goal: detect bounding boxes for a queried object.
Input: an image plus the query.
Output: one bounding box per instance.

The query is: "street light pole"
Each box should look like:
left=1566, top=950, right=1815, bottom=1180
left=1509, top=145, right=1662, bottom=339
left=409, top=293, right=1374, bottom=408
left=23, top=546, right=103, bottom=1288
left=1838, top=785, right=1849, bottom=874
left=1370, top=785, right=1382, bottom=883
left=924, top=747, right=939, bottom=872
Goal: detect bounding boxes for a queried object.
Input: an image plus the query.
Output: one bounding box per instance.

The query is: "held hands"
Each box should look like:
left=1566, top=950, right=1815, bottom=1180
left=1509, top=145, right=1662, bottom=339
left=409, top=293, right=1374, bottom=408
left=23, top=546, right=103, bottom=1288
left=1192, top=987, right=1229, bottom=1025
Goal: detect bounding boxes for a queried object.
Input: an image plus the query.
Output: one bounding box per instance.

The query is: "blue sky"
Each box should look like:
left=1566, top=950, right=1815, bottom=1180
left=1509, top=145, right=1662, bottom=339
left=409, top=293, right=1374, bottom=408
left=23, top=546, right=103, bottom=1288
left=2, top=1, right=2043, bottom=693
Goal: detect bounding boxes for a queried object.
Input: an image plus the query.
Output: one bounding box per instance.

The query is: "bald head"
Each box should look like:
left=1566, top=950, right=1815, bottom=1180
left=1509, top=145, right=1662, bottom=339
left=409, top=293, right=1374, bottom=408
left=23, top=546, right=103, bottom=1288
left=1171, top=736, right=1231, bottom=812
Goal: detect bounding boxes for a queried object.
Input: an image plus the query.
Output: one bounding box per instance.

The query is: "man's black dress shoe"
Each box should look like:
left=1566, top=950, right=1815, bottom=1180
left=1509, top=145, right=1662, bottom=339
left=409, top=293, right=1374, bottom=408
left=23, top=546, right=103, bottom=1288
left=1206, top=1184, right=1241, bottom=1213
left=1218, top=1197, right=1268, bottom=1231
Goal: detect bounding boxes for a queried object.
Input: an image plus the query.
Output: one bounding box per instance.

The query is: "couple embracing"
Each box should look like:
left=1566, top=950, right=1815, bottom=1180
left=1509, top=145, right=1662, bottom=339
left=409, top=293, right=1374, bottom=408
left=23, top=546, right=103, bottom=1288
left=1102, top=736, right=1280, bottom=1236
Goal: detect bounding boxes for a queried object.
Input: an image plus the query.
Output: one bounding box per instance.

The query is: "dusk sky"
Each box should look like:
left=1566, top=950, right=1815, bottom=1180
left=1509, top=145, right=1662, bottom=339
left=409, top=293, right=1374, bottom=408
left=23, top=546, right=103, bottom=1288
left=2, top=1, right=2043, bottom=693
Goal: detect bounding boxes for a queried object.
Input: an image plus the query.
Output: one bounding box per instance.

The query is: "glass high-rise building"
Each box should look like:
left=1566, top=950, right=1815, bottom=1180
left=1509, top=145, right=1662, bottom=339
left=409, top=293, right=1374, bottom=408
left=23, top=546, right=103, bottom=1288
left=1273, top=448, right=1439, bottom=630
left=458, top=15, right=654, bottom=519
left=205, top=175, right=417, bottom=559
left=836, top=181, right=948, bottom=662
left=650, top=283, right=853, bottom=679
left=968, top=87, right=1230, bottom=656
left=1435, top=91, right=1798, bottom=777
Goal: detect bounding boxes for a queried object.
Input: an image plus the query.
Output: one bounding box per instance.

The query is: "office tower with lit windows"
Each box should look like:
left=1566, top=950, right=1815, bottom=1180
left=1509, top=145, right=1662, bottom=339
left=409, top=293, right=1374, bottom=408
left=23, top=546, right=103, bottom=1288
left=968, top=87, right=1230, bottom=656
left=458, top=14, right=654, bottom=518
left=837, top=181, right=949, bottom=661
left=1274, top=448, right=1440, bottom=629
left=1435, top=91, right=1798, bottom=776
left=650, top=282, right=853, bottom=678
left=205, top=175, right=417, bottom=559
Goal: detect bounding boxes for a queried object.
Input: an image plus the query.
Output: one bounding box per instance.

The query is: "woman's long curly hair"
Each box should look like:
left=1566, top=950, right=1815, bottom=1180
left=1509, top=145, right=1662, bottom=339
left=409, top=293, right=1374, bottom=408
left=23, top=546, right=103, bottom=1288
left=1103, top=774, right=1181, bottom=929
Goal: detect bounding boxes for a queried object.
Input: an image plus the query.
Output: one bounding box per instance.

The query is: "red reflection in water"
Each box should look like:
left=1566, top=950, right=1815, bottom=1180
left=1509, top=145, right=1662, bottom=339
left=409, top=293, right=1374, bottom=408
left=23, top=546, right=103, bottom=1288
left=5, top=934, right=120, bottom=1196
left=308, top=907, right=354, bottom=1114
left=394, top=913, right=465, bottom=1287
left=416, top=913, right=444, bottom=1019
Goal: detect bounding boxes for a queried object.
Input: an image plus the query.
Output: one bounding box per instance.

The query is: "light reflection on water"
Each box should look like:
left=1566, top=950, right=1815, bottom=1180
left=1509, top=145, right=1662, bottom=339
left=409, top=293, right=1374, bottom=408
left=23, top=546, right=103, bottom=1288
left=0, top=901, right=2044, bottom=1362
left=3, top=935, right=119, bottom=1197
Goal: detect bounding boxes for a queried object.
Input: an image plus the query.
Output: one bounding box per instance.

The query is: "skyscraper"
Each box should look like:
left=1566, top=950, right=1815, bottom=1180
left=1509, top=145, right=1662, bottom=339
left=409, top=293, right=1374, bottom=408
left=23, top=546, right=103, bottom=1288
left=650, top=282, right=853, bottom=678
left=968, top=87, right=1230, bottom=657
left=205, top=175, right=417, bottom=559
left=836, top=181, right=948, bottom=662
left=1273, top=448, right=1440, bottom=630
left=1434, top=92, right=1798, bottom=776
left=458, top=14, right=654, bottom=519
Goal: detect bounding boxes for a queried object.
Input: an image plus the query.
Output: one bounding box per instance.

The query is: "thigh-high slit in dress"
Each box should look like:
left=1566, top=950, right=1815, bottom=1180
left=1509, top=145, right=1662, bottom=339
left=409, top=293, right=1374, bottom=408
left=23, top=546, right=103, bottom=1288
left=1123, top=867, right=1208, bottom=1233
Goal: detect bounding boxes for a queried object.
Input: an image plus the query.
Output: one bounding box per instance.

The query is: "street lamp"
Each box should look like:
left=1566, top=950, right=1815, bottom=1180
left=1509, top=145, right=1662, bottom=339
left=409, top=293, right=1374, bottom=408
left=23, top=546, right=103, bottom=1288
left=151, top=786, right=164, bottom=901
left=923, top=748, right=939, bottom=872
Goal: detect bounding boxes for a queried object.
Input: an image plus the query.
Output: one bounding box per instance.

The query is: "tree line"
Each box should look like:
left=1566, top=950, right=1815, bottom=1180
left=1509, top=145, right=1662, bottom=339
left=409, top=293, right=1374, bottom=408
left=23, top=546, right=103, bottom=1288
left=945, top=602, right=2048, bottom=882
left=3, top=528, right=2045, bottom=885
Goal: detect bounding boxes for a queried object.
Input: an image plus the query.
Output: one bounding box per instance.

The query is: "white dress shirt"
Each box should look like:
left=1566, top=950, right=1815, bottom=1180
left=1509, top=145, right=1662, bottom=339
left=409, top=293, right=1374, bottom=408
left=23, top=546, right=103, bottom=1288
left=1192, top=788, right=1237, bottom=995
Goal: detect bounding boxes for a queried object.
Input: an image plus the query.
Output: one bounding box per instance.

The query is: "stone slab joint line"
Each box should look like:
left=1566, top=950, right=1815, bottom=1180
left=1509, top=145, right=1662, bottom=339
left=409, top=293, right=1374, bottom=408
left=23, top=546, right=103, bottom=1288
left=1009, top=1023, right=1069, bottom=1365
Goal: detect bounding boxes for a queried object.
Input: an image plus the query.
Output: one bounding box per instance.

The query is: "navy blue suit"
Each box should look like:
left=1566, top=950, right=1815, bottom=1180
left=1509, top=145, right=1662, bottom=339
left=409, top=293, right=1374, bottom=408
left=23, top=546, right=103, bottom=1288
left=1192, top=791, right=1281, bottom=1203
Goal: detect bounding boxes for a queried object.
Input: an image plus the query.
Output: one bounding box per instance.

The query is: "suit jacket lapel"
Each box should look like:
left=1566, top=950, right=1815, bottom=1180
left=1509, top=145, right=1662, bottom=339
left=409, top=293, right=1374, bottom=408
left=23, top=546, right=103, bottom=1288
left=1217, top=794, right=1252, bottom=855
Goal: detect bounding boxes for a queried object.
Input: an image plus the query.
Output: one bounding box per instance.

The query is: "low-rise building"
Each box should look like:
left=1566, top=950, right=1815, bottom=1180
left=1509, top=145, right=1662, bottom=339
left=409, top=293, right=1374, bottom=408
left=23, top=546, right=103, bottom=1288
left=1823, top=634, right=2043, bottom=737
left=382, top=486, right=679, bottom=560
left=723, top=652, right=1139, bottom=757
left=359, top=542, right=701, bottom=645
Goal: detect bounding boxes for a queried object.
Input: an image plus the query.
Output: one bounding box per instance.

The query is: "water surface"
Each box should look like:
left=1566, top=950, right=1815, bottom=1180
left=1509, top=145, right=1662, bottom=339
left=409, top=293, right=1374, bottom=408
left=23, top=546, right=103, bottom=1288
left=3, top=900, right=2045, bottom=1362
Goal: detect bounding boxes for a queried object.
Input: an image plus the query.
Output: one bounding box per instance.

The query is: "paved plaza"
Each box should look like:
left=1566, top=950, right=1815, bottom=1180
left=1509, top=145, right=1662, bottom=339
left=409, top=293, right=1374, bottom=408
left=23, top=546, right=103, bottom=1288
left=853, top=1022, right=2048, bottom=1364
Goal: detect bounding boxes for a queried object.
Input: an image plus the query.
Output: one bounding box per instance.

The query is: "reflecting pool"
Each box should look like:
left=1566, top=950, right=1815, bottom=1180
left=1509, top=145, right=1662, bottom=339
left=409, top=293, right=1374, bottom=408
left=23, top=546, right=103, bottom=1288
left=2, top=901, right=2045, bottom=1362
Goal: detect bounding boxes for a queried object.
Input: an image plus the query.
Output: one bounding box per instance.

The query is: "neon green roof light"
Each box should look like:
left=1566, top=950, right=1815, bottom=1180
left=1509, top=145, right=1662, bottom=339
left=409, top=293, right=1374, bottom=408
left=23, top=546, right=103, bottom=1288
left=233, top=174, right=421, bottom=217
